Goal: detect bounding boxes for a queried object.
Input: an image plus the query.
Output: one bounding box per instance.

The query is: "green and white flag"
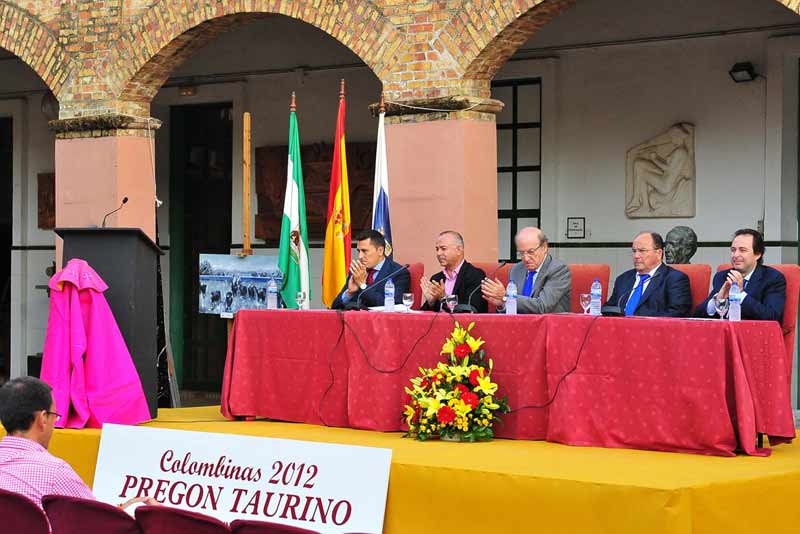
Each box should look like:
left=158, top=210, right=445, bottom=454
left=278, top=104, right=310, bottom=309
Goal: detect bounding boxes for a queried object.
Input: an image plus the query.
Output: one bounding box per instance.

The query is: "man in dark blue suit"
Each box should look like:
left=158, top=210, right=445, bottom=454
left=606, top=231, right=692, bottom=317
left=331, top=229, right=410, bottom=309
left=695, top=228, right=786, bottom=322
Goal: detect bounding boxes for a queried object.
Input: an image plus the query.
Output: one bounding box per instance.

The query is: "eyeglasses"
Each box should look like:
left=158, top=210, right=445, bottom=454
left=45, top=410, right=61, bottom=422
left=516, top=244, right=544, bottom=259
left=631, top=248, right=657, bottom=256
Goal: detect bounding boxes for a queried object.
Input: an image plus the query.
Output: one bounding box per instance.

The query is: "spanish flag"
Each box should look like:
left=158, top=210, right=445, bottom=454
left=322, top=80, right=352, bottom=307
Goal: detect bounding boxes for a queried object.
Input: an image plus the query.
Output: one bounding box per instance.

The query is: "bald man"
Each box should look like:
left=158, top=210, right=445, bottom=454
left=481, top=227, right=571, bottom=314
left=420, top=231, right=488, bottom=313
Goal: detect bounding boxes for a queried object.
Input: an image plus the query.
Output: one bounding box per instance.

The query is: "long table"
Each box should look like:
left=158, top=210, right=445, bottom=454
left=221, top=310, right=795, bottom=456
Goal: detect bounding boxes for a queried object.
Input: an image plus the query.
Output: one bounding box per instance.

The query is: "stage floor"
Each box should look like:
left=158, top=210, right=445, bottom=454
left=44, top=406, right=800, bottom=534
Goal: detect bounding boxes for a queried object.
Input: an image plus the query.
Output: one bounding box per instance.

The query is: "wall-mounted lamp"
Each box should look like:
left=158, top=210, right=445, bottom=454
left=729, top=62, right=758, bottom=83
left=179, top=86, right=197, bottom=97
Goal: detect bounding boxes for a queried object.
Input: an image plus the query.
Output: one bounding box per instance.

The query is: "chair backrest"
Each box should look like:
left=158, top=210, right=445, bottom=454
left=407, top=262, right=424, bottom=310
left=670, top=264, right=711, bottom=309
left=230, top=519, right=320, bottom=534
left=0, top=488, right=50, bottom=534
left=43, top=494, right=141, bottom=534
left=717, top=263, right=800, bottom=367
left=471, top=262, right=513, bottom=313
left=566, top=264, right=611, bottom=313
left=135, top=506, right=230, bottom=534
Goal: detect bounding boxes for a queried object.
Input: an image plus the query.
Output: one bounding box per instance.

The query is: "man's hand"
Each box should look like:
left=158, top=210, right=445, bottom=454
left=481, top=278, right=506, bottom=307
left=420, top=276, right=445, bottom=305
left=347, top=259, right=367, bottom=294
left=717, top=270, right=744, bottom=300
left=119, top=496, right=160, bottom=509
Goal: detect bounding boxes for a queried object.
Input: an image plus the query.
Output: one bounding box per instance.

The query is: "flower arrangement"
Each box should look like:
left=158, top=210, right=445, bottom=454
left=403, top=322, right=510, bottom=442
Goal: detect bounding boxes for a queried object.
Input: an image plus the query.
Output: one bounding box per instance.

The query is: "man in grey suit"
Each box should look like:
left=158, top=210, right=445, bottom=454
left=481, top=227, right=571, bottom=313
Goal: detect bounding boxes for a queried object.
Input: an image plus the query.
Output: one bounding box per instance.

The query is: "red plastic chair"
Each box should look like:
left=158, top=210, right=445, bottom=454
left=0, top=488, right=49, bottom=534
left=670, top=264, right=711, bottom=309
left=43, top=494, right=140, bottom=534
left=406, top=262, right=424, bottom=310
left=135, top=506, right=230, bottom=534
left=567, top=264, right=611, bottom=313
left=230, top=519, right=320, bottom=534
left=716, top=263, right=800, bottom=368
left=472, top=261, right=512, bottom=312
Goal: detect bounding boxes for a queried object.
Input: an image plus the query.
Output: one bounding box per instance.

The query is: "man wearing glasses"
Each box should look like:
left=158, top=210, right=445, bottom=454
left=0, top=376, right=155, bottom=511
left=481, top=226, right=571, bottom=313
left=606, top=231, right=691, bottom=317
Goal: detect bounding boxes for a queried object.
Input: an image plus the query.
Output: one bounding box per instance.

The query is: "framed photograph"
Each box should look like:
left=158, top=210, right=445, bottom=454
left=566, top=217, right=585, bottom=239
left=198, top=254, right=282, bottom=315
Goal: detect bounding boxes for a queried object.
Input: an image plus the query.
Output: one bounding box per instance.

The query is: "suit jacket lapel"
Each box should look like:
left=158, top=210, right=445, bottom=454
left=531, top=255, right=552, bottom=297
left=451, top=261, right=469, bottom=296
left=636, top=264, right=665, bottom=309
left=745, top=265, right=763, bottom=295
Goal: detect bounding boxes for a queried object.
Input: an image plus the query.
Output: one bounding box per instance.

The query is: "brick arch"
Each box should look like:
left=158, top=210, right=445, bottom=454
left=440, top=0, right=575, bottom=86
left=109, top=0, right=405, bottom=110
left=0, top=2, right=72, bottom=94
left=779, top=1, right=800, bottom=14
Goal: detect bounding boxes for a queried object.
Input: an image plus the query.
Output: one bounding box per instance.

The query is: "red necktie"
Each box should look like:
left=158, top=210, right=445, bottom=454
left=367, top=269, right=377, bottom=285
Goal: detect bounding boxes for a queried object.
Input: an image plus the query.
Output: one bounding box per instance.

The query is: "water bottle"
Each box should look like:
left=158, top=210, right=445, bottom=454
left=590, top=278, right=602, bottom=316
left=505, top=280, right=518, bottom=315
left=728, top=282, right=741, bottom=322
left=267, top=278, right=279, bottom=310
left=384, top=278, right=395, bottom=312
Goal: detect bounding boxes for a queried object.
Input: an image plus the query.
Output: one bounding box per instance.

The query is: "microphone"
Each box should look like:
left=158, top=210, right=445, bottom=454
left=453, top=261, right=508, bottom=314
left=101, top=197, right=129, bottom=228
left=343, top=263, right=410, bottom=311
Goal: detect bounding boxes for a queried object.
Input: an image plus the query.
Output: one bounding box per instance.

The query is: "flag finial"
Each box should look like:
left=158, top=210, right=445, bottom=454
left=339, top=79, right=346, bottom=100
left=290, top=92, right=296, bottom=112
left=379, top=93, right=385, bottom=114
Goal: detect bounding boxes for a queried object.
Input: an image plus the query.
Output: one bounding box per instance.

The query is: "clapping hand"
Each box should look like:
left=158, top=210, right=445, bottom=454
left=717, top=269, right=745, bottom=300
left=420, top=276, right=445, bottom=305
left=347, top=259, right=367, bottom=294
left=481, top=278, right=506, bottom=307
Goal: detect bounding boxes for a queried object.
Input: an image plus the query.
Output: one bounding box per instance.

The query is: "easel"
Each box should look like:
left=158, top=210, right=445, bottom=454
left=226, top=111, right=254, bottom=341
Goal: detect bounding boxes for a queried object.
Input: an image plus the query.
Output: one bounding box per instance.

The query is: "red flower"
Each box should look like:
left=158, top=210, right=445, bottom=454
left=454, top=343, right=471, bottom=358
left=420, top=378, right=430, bottom=389
left=453, top=383, right=469, bottom=397
left=469, top=368, right=484, bottom=386
left=437, top=405, right=456, bottom=424
left=461, top=391, right=479, bottom=409
left=412, top=406, right=421, bottom=423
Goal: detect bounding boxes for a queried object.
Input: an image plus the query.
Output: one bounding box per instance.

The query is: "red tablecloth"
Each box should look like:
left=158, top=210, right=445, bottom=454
left=221, top=310, right=795, bottom=456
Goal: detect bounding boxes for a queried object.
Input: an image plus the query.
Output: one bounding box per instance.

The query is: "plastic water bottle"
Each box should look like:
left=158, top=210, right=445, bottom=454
left=505, top=280, right=518, bottom=315
left=728, top=282, right=741, bottom=322
left=590, top=278, right=602, bottom=316
left=384, top=278, right=395, bottom=312
left=267, top=278, right=279, bottom=310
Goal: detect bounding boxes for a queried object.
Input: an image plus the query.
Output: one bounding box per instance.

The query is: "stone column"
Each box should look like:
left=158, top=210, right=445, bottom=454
left=52, top=115, right=161, bottom=263
left=383, top=100, right=500, bottom=277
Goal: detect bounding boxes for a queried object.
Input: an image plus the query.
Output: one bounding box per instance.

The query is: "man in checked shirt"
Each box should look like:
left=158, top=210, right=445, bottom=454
left=0, top=376, right=155, bottom=511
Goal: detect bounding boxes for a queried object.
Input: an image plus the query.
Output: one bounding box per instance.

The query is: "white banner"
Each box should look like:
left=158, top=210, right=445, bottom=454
left=93, top=425, right=392, bottom=534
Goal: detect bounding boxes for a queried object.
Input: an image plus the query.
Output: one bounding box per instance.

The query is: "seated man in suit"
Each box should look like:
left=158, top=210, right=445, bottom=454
left=331, top=229, right=411, bottom=309
left=695, top=228, right=786, bottom=322
left=481, top=227, right=571, bottom=313
left=606, top=231, right=692, bottom=317
left=420, top=231, right=488, bottom=313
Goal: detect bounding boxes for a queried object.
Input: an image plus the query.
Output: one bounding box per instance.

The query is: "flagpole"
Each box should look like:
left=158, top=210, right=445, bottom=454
left=241, top=112, right=253, bottom=257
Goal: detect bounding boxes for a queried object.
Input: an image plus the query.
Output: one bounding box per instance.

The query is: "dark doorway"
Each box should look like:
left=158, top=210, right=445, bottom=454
left=0, top=118, right=11, bottom=382
left=169, top=104, right=232, bottom=393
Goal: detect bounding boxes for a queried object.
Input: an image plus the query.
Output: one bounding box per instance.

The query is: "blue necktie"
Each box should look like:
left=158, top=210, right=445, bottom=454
left=624, top=274, right=650, bottom=316
left=743, top=278, right=749, bottom=290
left=522, top=270, right=536, bottom=297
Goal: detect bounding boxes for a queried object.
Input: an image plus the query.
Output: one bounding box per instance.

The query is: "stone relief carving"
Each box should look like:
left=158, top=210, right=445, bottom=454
left=625, top=123, right=695, bottom=218
left=664, top=225, right=698, bottom=264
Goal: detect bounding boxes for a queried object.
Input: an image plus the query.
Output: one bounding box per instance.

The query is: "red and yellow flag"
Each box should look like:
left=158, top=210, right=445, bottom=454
left=322, top=81, right=352, bottom=307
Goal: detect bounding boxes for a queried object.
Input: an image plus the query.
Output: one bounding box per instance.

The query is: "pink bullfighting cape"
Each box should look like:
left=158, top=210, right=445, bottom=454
left=41, top=258, right=151, bottom=428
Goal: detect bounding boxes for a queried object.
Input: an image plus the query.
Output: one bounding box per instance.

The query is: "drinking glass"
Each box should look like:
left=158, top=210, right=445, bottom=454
left=445, top=294, right=458, bottom=313
left=295, top=291, right=307, bottom=310
left=402, top=293, right=414, bottom=311
left=579, top=293, right=591, bottom=314
left=714, top=297, right=729, bottom=319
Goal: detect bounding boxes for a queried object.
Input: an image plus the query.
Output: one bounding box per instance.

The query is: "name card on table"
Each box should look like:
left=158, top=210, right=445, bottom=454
left=94, top=425, right=392, bottom=534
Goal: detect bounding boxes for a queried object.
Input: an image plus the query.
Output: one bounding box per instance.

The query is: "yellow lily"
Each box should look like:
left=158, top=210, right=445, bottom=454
left=418, top=396, right=442, bottom=417
left=475, top=375, right=498, bottom=396
left=466, top=335, right=484, bottom=353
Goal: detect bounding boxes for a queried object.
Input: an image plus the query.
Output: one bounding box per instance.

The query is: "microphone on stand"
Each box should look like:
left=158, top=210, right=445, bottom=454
left=101, top=197, right=129, bottom=228
left=343, top=263, right=411, bottom=311
left=453, top=261, right=508, bottom=314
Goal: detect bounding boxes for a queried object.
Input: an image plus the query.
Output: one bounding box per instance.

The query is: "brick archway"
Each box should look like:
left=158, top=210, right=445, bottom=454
left=108, top=0, right=405, bottom=114
left=0, top=2, right=71, bottom=94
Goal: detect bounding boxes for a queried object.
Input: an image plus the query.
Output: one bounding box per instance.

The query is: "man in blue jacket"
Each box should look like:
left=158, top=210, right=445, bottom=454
left=331, top=229, right=410, bottom=309
left=606, top=231, right=692, bottom=317
left=695, top=228, right=786, bottom=322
